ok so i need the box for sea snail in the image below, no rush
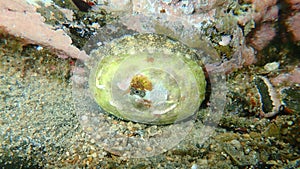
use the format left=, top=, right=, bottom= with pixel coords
left=89, top=33, right=206, bottom=125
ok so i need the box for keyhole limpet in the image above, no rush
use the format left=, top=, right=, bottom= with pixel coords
left=88, top=33, right=206, bottom=125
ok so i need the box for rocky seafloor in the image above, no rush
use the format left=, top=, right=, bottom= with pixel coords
left=0, top=0, right=299, bottom=168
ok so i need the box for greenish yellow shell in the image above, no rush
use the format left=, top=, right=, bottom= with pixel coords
left=89, top=33, right=206, bottom=124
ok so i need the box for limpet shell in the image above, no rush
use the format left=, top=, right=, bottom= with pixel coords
left=89, top=33, right=206, bottom=124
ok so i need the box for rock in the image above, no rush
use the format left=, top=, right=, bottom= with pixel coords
left=230, top=139, right=242, bottom=150
left=248, top=23, right=276, bottom=50
left=263, top=123, right=280, bottom=138
left=264, top=62, right=279, bottom=72
left=97, top=0, right=132, bottom=12
left=286, top=12, right=300, bottom=42
left=238, top=0, right=277, bottom=25
left=270, top=66, right=300, bottom=86
left=0, top=0, right=88, bottom=60
left=285, top=0, right=300, bottom=10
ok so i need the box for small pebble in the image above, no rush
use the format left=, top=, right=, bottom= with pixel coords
left=219, top=35, right=231, bottom=46
left=145, top=146, right=153, bottom=151
left=91, top=22, right=100, bottom=29
left=91, top=152, right=97, bottom=158
left=264, top=62, right=279, bottom=72
left=36, top=46, right=43, bottom=51
left=230, top=139, right=241, bottom=149
left=244, top=148, right=251, bottom=155
left=191, top=163, right=198, bottom=169
left=162, top=0, right=172, bottom=4
left=242, top=133, right=250, bottom=139
left=181, top=1, right=194, bottom=15
left=287, top=121, right=293, bottom=126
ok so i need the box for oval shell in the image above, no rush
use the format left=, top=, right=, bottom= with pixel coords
left=89, top=33, right=206, bottom=124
